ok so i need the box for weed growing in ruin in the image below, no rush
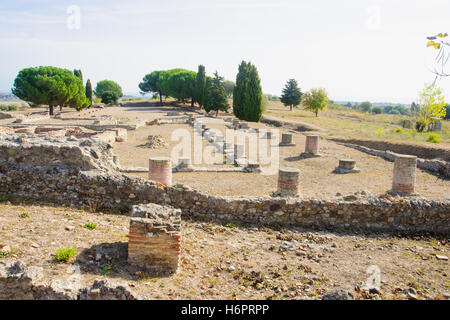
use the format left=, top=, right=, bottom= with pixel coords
left=225, top=222, right=236, bottom=228
left=84, top=222, right=97, bottom=230
left=427, top=133, right=440, bottom=143
left=55, top=246, right=77, bottom=263
left=0, top=252, right=9, bottom=258
left=19, top=212, right=29, bottom=218
left=87, top=199, right=99, bottom=213
left=0, top=194, right=5, bottom=202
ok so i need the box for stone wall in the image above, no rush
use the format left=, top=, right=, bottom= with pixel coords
left=0, top=134, right=448, bottom=234
left=338, top=142, right=450, bottom=179
left=0, top=165, right=448, bottom=234
left=0, top=133, right=118, bottom=171
left=0, top=260, right=139, bottom=300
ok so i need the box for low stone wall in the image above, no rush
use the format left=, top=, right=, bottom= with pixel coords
left=0, top=133, right=448, bottom=234
left=338, top=142, right=450, bottom=178
left=0, top=133, right=118, bottom=171
left=0, top=164, right=448, bottom=234
left=332, top=138, right=450, bottom=162
left=0, top=260, right=139, bottom=300
left=261, top=116, right=323, bottom=132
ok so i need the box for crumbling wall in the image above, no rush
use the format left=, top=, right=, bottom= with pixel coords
left=0, top=165, right=448, bottom=234
left=0, top=134, right=448, bottom=234
left=0, top=133, right=118, bottom=171
left=337, top=142, right=450, bottom=178
left=0, top=260, right=139, bottom=300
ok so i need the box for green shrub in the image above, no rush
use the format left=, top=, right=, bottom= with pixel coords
left=100, top=91, right=120, bottom=104
left=7, top=105, right=18, bottom=111
left=55, top=246, right=77, bottom=262
left=427, top=133, right=440, bottom=143
left=20, top=212, right=29, bottom=218
left=395, top=128, right=403, bottom=133
left=399, top=119, right=413, bottom=129
left=84, top=222, right=97, bottom=230
left=372, top=106, right=383, bottom=114
left=415, top=121, right=426, bottom=132
left=0, top=194, right=6, bottom=202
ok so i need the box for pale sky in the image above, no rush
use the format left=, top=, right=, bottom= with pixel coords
left=1, top=0, right=449, bottom=103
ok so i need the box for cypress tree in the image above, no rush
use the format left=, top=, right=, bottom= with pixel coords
left=233, top=61, right=263, bottom=122
left=195, top=65, right=207, bottom=109
left=85, top=79, right=93, bottom=107
left=233, top=61, right=249, bottom=119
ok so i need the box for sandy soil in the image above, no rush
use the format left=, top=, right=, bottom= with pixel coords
left=0, top=204, right=448, bottom=300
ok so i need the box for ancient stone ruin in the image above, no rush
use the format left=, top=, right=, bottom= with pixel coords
left=334, top=159, right=360, bottom=174
left=392, top=155, right=417, bottom=194
left=128, top=204, right=181, bottom=274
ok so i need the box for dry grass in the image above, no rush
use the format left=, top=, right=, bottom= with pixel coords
left=265, top=101, right=450, bottom=145
left=0, top=203, right=448, bottom=300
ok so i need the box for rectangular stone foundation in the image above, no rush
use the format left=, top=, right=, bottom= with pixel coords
left=127, top=204, right=181, bottom=274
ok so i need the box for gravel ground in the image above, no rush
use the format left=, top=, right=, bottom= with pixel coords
left=0, top=204, right=448, bottom=300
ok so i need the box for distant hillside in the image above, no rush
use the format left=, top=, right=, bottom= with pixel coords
left=334, top=101, right=410, bottom=108
left=0, top=92, right=19, bottom=101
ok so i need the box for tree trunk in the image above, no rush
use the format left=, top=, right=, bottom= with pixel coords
left=191, top=99, right=194, bottom=108
left=60, top=105, right=63, bottom=111
left=159, top=91, right=162, bottom=104
left=315, top=111, right=318, bottom=117
left=49, top=105, right=54, bottom=116
left=216, top=110, right=219, bottom=117
left=290, top=105, right=293, bottom=111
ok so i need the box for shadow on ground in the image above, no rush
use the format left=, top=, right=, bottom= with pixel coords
left=74, top=242, right=172, bottom=281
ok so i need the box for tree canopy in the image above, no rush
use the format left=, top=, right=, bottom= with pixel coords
left=204, top=71, right=230, bottom=116
left=139, top=68, right=216, bottom=108
left=303, top=88, right=329, bottom=117
left=94, top=80, right=123, bottom=104
left=224, top=80, right=235, bottom=98
left=12, top=66, right=89, bottom=115
left=359, top=101, right=372, bottom=113
left=280, top=79, right=302, bottom=111
left=233, top=61, right=263, bottom=122
left=415, top=83, right=447, bottom=131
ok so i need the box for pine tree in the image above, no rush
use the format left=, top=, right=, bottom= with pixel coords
left=205, top=71, right=230, bottom=116
left=195, top=65, right=207, bottom=108
left=280, top=79, right=302, bottom=111
left=85, top=79, right=93, bottom=107
left=233, top=61, right=263, bottom=122
left=73, top=69, right=83, bottom=83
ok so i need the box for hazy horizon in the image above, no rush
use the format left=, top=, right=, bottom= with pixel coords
left=1, top=0, right=449, bottom=104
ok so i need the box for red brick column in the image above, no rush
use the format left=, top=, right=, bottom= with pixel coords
left=148, top=157, right=172, bottom=186
left=128, top=204, right=181, bottom=274
left=277, top=167, right=301, bottom=196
